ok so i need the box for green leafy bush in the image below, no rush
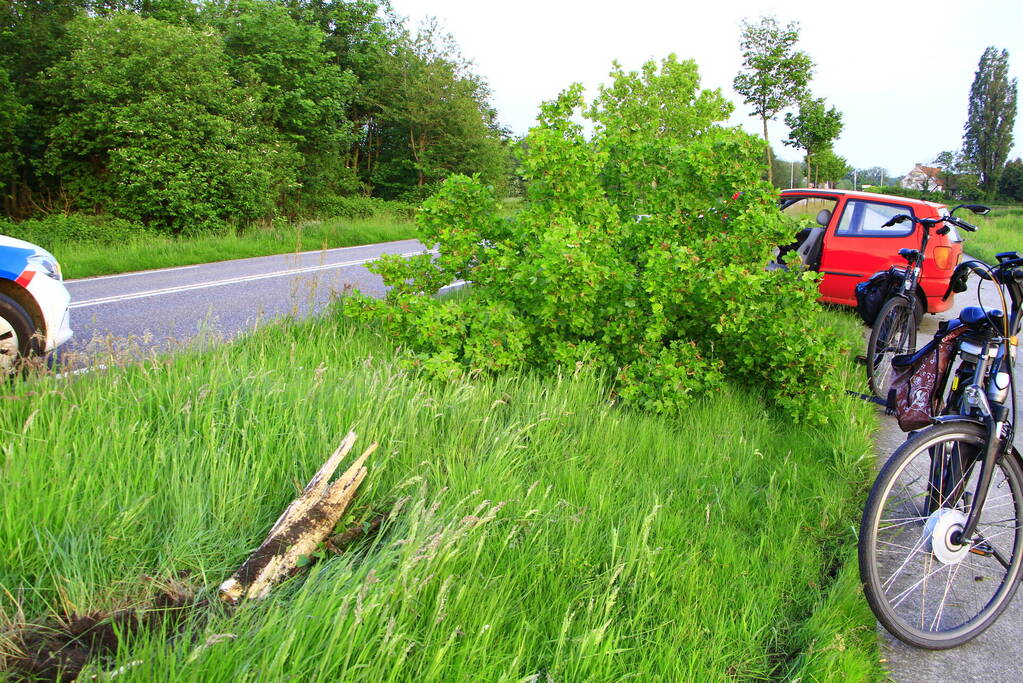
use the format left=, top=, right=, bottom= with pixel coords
left=344, top=56, right=842, bottom=422
left=41, top=13, right=299, bottom=233
left=306, top=195, right=419, bottom=221
left=0, top=213, right=157, bottom=248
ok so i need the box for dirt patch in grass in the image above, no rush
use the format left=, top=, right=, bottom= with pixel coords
left=4, top=579, right=197, bottom=682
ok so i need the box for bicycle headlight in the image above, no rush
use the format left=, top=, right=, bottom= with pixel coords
left=27, top=251, right=63, bottom=281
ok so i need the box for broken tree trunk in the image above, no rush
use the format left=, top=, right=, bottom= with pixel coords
left=218, top=431, right=376, bottom=603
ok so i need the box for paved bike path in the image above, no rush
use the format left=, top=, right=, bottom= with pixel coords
left=874, top=268, right=1023, bottom=681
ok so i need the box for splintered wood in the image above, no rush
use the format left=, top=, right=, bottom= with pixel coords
left=219, top=431, right=376, bottom=603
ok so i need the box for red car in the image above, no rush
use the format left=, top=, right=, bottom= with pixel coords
left=778, top=189, right=964, bottom=315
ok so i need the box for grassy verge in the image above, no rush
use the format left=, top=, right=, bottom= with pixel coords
left=2, top=213, right=419, bottom=280
left=965, top=207, right=1023, bottom=265
left=0, top=306, right=882, bottom=680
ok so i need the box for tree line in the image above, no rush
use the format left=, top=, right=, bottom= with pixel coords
left=732, top=16, right=847, bottom=190
left=0, top=1, right=512, bottom=231
left=734, top=17, right=1019, bottom=202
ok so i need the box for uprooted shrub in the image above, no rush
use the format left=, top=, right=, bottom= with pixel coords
left=342, top=55, right=842, bottom=422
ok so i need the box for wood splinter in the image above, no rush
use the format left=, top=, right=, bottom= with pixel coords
left=219, top=431, right=376, bottom=603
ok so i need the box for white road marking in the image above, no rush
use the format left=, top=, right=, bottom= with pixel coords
left=71, top=253, right=425, bottom=309
left=70, top=265, right=201, bottom=282
left=66, top=239, right=426, bottom=283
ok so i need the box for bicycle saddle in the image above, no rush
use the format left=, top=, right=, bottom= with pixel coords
left=959, top=306, right=1003, bottom=329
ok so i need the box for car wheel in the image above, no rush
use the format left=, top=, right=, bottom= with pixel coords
left=0, top=293, right=42, bottom=375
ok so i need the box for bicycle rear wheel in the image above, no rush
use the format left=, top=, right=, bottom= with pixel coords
left=867, top=297, right=917, bottom=398
left=859, top=422, right=1023, bottom=648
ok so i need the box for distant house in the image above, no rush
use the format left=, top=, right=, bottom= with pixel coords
left=900, top=164, right=944, bottom=192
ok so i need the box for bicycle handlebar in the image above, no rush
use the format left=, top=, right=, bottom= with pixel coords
left=942, top=257, right=1023, bottom=301
left=880, top=213, right=979, bottom=233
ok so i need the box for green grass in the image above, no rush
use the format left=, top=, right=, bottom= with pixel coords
left=49, top=215, right=418, bottom=280
left=0, top=306, right=883, bottom=680
left=964, top=207, right=1023, bottom=265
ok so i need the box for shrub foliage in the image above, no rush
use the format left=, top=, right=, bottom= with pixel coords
left=346, top=57, right=842, bottom=421
left=43, top=14, right=298, bottom=232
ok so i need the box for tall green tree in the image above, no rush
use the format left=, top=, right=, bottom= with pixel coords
left=733, top=16, right=813, bottom=185
left=207, top=0, right=358, bottom=199
left=812, top=149, right=850, bottom=188
left=366, top=19, right=507, bottom=198
left=783, top=96, right=842, bottom=187
left=963, top=47, right=1018, bottom=198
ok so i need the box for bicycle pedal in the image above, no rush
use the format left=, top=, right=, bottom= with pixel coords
left=855, top=354, right=867, bottom=365
left=969, top=541, right=994, bottom=557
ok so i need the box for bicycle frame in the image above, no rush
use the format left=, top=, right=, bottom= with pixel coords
left=936, top=257, right=1023, bottom=547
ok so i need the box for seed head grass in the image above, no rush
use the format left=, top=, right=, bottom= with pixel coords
left=0, top=306, right=882, bottom=680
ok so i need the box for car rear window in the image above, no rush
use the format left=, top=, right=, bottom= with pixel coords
left=835, top=199, right=915, bottom=237
left=779, top=196, right=838, bottom=223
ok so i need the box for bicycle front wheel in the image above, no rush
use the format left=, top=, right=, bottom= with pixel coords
left=867, top=297, right=917, bottom=398
left=859, top=422, right=1023, bottom=648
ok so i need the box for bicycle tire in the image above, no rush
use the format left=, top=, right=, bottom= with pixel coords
left=859, top=421, right=1023, bottom=648
left=867, top=297, right=917, bottom=398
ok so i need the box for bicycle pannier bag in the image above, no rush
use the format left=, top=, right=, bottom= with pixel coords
left=855, top=269, right=899, bottom=326
left=887, top=325, right=969, bottom=431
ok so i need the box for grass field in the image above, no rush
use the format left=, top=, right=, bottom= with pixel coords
left=0, top=305, right=883, bottom=680
left=964, top=206, right=1023, bottom=265
left=0, top=213, right=419, bottom=281
left=56, top=216, right=419, bottom=280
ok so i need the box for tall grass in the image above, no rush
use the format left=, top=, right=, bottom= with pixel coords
left=964, top=208, right=1022, bottom=265
left=0, top=307, right=882, bottom=680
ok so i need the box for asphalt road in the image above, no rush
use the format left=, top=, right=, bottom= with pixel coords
left=61, top=238, right=430, bottom=362
left=874, top=262, right=1023, bottom=681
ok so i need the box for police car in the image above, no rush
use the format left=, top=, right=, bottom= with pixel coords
left=0, top=235, right=73, bottom=373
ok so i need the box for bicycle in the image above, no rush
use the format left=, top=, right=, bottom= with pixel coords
left=865, top=205, right=989, bottom=398
left=859, top=251, right=1023, bottom=648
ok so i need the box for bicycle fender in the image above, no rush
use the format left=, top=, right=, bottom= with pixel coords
left=929, top=415, right=1023, bottom=469
left=931, top=415, right=985, bottom=428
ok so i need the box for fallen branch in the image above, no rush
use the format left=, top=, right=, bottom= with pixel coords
left=326, top=513, right=387, bottom=555
left=218, top=431, right=375, bottom=603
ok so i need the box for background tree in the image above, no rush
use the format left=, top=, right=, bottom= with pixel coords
left=0, top=67, right=27, bottom=212
left=733, top=16, right=813, bottom=185
left=783, top=96, right=842, bottom=186
left=768, top=148, right=803, bottom=189
left=962, top=46, right=1018, bottom=198
left=932, top=150, right=981, bottom=199
left=812, top=149, right=850, bottom=189
left=208, top=0, right=359, bottom=202
left=1, top=1, right=513, bottom=226
left=366, top=19, right=507, bottom=198
left=43, top=13, right=297, bottom=231
left=999, top=158, right=1023, bottom=202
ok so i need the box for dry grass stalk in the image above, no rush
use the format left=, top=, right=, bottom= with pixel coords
left=218, top=431, right=375, bottom=603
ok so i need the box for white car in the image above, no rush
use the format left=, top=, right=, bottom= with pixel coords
left=0, top=235, right=73, bottom=373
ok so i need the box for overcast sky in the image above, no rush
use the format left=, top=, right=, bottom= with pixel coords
left=389, top=0, right=1022, bottom=177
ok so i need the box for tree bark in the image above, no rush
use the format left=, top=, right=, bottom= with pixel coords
left=762, top=116, right=773, bottom=186
left=218, top=431, right=376, bottom=603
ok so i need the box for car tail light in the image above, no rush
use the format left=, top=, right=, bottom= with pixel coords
left=933, top=246, right=955, bottom=270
